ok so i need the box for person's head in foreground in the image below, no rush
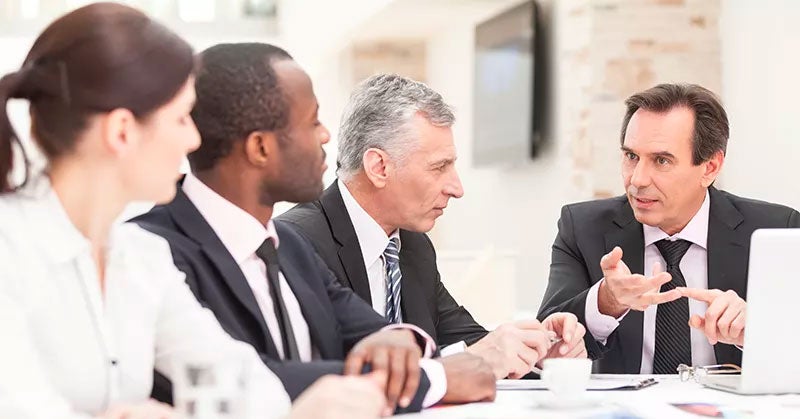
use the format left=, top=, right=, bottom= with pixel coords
left=0, top=3, right=198, bottom=203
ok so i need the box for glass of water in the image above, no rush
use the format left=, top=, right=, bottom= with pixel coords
left=171, top=352, right=248, bottom=419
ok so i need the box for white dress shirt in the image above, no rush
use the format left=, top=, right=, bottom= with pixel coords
left=338, top=181, right=466, bottom=358
left=585, top=191, right=717, bottom=373
left=0, top=176, right=290, bottom=418
left=338, top=180, right=403, bottom=319
left=183, top=174, right=314, bottom=361
left=186, top=175, right=445, bottom=406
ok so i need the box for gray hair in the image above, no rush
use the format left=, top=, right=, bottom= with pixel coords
left=336, top=74, right=455, bottom=180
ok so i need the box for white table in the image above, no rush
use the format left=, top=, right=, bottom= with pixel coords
left=397, top=375, right=800, bottom=418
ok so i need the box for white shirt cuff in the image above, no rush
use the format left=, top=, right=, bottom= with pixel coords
left=418, top=358, right=446, bottom=407
left=585, top=279, right=627, bottom=344
left=439, top=341, right=467, bottom=357
left=381, top=323, right=436, bottom=358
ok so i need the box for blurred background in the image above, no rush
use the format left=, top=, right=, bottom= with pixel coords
left=2, top=0, right=799, bottom=325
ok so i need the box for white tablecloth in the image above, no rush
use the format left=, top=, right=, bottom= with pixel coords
left=397, top=375, right=800, bottom=418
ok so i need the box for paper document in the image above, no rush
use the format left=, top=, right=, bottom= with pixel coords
left=497, top=377, right=658, bottom=391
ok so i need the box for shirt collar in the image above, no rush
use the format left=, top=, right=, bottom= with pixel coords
left=18, top=174, right=91, bottom=264
left=338, top=179, right=400, bottom=267
left=182, top=173, right=278, bottom=263
left=643, top=190, right=710, bottom=249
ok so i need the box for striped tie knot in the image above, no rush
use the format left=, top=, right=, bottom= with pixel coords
left=385, top=237, right=400, bottom=260
left=655, top=238, right=693, bottom=269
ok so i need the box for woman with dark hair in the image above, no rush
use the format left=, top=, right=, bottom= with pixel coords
left=0, top=3, right=384, bottom=418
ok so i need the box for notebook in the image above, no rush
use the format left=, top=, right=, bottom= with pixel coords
left=497, top=377, right=658, bottom=391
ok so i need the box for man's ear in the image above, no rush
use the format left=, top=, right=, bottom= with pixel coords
left=101, top=108, right=138, bottom=157
left=244, top=131, right=279, bottom=167
left=700, top=150, right=724, bottom=188
left=362, top=148, right=392, bottom=188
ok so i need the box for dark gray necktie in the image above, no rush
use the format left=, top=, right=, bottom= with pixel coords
left=652, top=238, right=693, bottom=374
left=255, top=238, right=300, bottom=360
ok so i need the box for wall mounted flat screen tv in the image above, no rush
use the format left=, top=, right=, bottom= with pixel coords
left=473, top=0, right=543, bottom=166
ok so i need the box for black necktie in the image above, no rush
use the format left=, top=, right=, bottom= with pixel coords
left=255, top=238, right=300, bottom=361
left=652, top=239, right=693, bottom=374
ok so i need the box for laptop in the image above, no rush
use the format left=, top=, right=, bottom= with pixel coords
left=700, top=228, right=800, bottom=394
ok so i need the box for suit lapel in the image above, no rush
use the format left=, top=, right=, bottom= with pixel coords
left=278, top=252, right=343, bottom=359
left=320, top=183, right=373, bottom=302
left=167, top=187, right=277, bottom=357
left=398, top=231, right=437, bottom=339
left=604, top=200, right=645, bottom=374
left=706, top=188, right=747, bottom=365
left=706, top=187, right=748, bottom=294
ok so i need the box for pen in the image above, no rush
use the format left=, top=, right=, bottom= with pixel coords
left=528, top=336, right=564, bottom=375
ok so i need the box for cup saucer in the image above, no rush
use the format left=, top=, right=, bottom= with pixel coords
left=537, top=395, right=601, bottom=410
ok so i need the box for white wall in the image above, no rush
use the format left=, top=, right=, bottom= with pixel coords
left=424, top=1, right=591, bottom=315
left=720, top=1, right=800, bottom=211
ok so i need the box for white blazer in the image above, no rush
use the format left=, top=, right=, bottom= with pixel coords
left=0, top=177, right=291, bottom=418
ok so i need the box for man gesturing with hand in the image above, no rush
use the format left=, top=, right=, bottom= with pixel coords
left=597, top=247, right=681, bottom=316
left=538, top=83, right=800, bottom=374
left=679, top=288, right=746, bottom=347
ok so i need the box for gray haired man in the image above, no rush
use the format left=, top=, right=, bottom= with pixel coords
left=278, top=74, right=591, bottom=380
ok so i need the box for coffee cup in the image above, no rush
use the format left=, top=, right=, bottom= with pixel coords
left=540, top=358, right=592, bottom=401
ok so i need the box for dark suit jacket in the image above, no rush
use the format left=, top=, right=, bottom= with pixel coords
left=537, top=187, right=800, bottom=373
left=276, top=182, right=488, bottom=348
left=130, top=185, right=430, bottom=412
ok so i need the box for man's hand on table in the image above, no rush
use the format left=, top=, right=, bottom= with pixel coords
left=438, top=352, right=497, bottom=404
left=538, top=312, right=588, bottom=367
left=466, top=319, right=554, bottom=379
left=344, top=329, right=422, bottom=414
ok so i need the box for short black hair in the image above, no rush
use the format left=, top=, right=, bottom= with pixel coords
left=188, top=42, right=292, bottom=171
left=621, top=83, right=729, bottom=165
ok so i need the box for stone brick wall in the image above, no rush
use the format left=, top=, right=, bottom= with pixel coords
left=576, top=0, right=722, bottom=197
left=348, top=40, right=427, bottom=86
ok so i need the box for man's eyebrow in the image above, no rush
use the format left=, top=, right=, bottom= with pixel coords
left=651, top=151, right=677, bottom=160
left=429, top=157, right=456, bottom=167
left=620, top=146, right=676, bottom=160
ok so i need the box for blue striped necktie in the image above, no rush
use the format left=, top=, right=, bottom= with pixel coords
left=384, top=237, right=403, bottom=324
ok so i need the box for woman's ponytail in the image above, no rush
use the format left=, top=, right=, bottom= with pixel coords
left=0, top=70, right=27, bottom=193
